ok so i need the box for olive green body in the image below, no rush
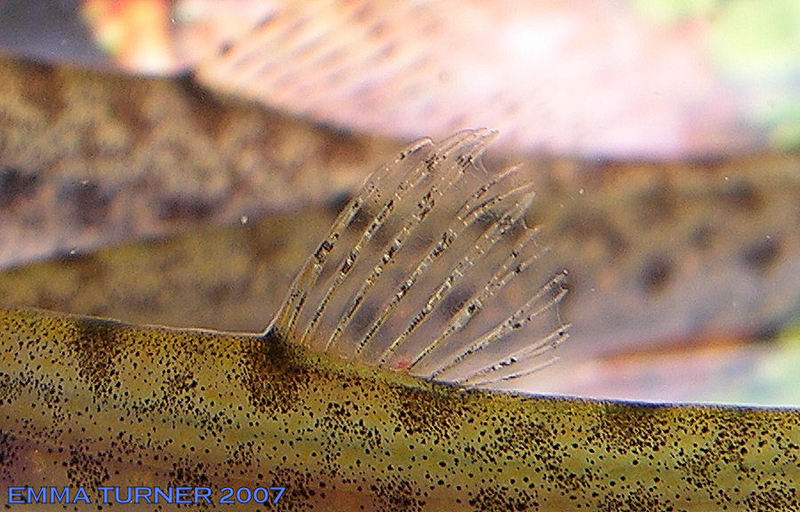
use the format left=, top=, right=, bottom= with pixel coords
left=1, top=307, right=798, bottom=511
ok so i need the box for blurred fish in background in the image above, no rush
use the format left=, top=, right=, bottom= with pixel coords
left=1, top=0, right=800, bottom=405
left=5, top=0, right=798, bottom=157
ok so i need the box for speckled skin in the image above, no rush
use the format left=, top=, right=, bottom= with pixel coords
left=0, top=55, right=399, bottom=268
left=2, top=307, right=798, bottom=511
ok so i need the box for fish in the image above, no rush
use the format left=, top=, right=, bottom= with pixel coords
left=0, top=54, right=401, bottom=268
left=2, top=130, right=799, bottom=510
left=3, top=54, right=800, bottom=403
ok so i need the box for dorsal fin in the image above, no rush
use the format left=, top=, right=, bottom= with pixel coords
left=269, top=129, right=568, bottom=387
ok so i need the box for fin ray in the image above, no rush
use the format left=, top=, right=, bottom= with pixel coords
left=427, top=272, right=569, bottom=383
left=374, top=188, right=537, bottom=366
left=319, top=130, right=499, bottom=352
left=404, top=226, right=546, bottom=372
left=348, top=166, right=530, bottom=359
left=272, top=136, right=434, bottom=340
left=268, top=129, right=569, bottom=389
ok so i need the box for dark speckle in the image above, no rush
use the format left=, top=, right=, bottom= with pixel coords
left=168, top=459, right=211, bottom=488
left=158, top=196, right=214, bottom=221
left=328, top=191, right=353, bottom=215
left=637, top=186, right=675, bottom=225
left=638, top=255, right=673, bottom=295
left=65, top=316, right=126, bottom=393
left=562, top=213, right=629, bottom=261
left=390, top=384, right=460, bottom=438
left=721, top=181, right=762, bottom=212
left=372, top=477, right=424, bottom=512
left=268, top=467, right=317, bottom=511
left=0, top=431, right=21, bottom=481
left=689, top=223, right=716, bottom=250
left=65, top=447, right=111, bottom=488
left=241, top=330, right=310, bottom=415
left=440, top=285, right=473, bottom=321
left=469, top=486, right=538, bottom=512
left=599, top=401, right=668, bottom=452
left=0, top=166, right=38, bottom=209
left=740, top=236, right=781, bottom=273
left=59, top=181, right=112, bottom=225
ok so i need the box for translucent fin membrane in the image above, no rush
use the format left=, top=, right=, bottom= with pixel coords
left=269, top=130, right=568, bottom=387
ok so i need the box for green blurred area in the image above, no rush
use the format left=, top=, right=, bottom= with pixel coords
left=697, top=332, right=800, bottom=407
left=632, top=0, right=721, bottom=22
left=634, top=0, right=800, bottom=150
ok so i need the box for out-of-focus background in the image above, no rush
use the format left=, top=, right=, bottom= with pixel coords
left=1, top=0, right=800, bottom=405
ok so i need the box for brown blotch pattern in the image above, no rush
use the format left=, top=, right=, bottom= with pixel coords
left=638, top=255, right=674, bottom=295
left=0, top=166, right=39, bottom=209
left=741, top=235, right=782, bottom=273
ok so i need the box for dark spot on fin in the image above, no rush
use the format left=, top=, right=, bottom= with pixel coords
left=327, top=190, right=353, bottom=215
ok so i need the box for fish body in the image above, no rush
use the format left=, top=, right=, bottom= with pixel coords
left=2, top=308, right=800, bottom=511
left=3, top=57, right=800, bottom=398
left=2, top=131, right=800, bottom=510
left=0, top=55, right=399, bottom=268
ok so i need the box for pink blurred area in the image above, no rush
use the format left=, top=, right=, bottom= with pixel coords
left=83, top=0, right=794, bottom=159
